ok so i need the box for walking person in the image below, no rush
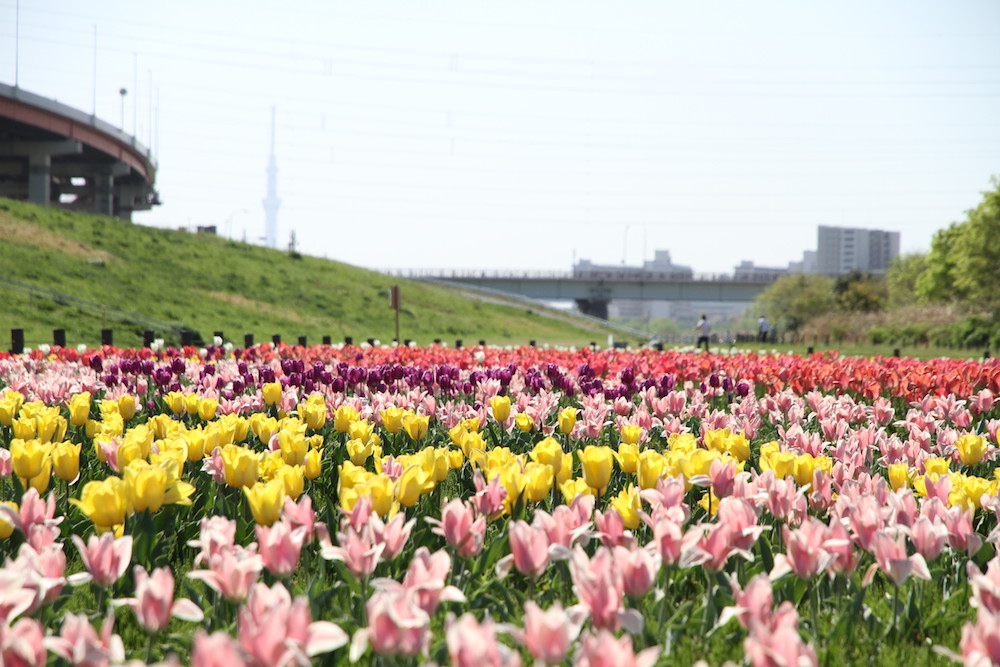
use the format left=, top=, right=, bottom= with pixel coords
left=758, top=314, right=769, bottom=343
left=696, top=314, right=711, bottom=352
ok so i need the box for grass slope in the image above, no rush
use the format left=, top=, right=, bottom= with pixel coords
left=0, top=198, right=620, bottom=349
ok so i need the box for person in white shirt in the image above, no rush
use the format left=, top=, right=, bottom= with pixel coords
left=696, top=314, right=711, bottom=352
left=758, top=315, right=769, bottom=343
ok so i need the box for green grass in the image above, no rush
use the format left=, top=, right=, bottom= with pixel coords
left=686, top=341, right=988, bottom=361
left=0, top=198, right=624, bottom=349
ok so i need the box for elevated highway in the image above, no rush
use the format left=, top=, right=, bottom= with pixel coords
left=0, top=84, right=158, bottom=219
left=386, top=268, right=781, bottom=319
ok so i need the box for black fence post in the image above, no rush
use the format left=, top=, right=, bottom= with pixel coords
left=101, top=328, right=113, bottom=347
left=272, top=335, right=281, bottom=345
left=181, top=330, right=194, bottom=347
left=322, top=335, right=332, bottom=345
left=53, top=329, right=66, bottom=347
left=10, top=329, right=24, bottom=354
left=344, top=336, right=353, bottom=345
left=298, top=336, right=308, bottom=347
left=143, top=330, right=155, bottom=348
left=244, top=333, right=255, bottom=348
left=455, top=339, right=462, bottom=349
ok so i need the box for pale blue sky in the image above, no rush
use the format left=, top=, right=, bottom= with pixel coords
left=2, top=1, right=998, bottom=274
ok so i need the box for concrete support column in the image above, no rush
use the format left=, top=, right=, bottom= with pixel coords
left=575, top=299, right=609, bottom=319
left=92, top=162, right=130, bottom=217
left=0, top=139, right=81, bottom=206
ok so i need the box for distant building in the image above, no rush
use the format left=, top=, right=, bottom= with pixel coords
left=732, top=260, right=788, bottom=281
left=816, top=226, right=900, bottom=276
left=788, top=250, right=817, bottom=274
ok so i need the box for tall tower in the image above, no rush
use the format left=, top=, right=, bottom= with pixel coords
left=262, top=106, right=280, bottom=249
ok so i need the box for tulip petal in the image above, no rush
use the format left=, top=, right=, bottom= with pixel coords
left=306, top=621, right=349, bottom=656
left=171, top=598, right=205, bottom=622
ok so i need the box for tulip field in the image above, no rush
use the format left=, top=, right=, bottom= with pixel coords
left=1, top=342, right=1000, bottom=666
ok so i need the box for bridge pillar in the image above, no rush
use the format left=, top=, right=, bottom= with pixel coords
left=91, top=162, right=130, bottom=217
left=575, top=298, right=609, bottom=319
left=0, top=140, right=82, bottom=205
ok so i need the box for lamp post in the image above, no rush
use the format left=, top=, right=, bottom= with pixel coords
left=119, top=87, right=127, bottom=129
left=226, top=208, right=248, bottom=240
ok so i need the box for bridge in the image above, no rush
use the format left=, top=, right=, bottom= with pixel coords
left=0, top=84, right=158, bottom=220
left=384, top=268, right=782, bottom=319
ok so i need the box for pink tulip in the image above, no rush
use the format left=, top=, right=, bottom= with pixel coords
left=340, top=494, right=373, bottom=534
left=519, top=600, right=586, bottom=665
left=472, top=471, right=508, bottom=520
left=534, top=494, right=593, bottom=550
left=43, top=612, right=125, bottom=667
left=188, top=546, right=263, bottom=602
left=377, top=547, right=465, bottom=616
left=6, top=543, right=66, bottom=611
left=370, top=512, right=415, bottom=560
left=960, top=609, right=1000, bottom=666
left=573, top=630, right=660, bottom=667
left=238, top=582, right=348, bottom=666
left=319, top=524, right=384, bottom=579
left=281, top=495, right=318, bottom=542
left=188, top=516, right=238, bottom=566
left=446, top=613, right=521, bottom=667
left=716, top=497, right=764, bottom=553
left=744, top=619, right=818, bottom=667
left=909, top=516, right=949, bottom=561
left=117, top=566, right=204, bottom=632
left=497, top=520, right=551, bottom=579
left=428, top=498, right=486, bottom=558
left=865, top=532, right=930, bottom=587
left=770, top=518, right=840, bottom=580
left=719, top=574, right=775, bottom=630
left=593, top=509, right=634, bottom=549
left=352, top=588, right=431, bottom=659
left=0, top=448, right=11, bottom=477
left=613, top=545, right=660, bottom=598
left=68, top=533, right=132, bottom=587
left=191, top=630, right=247, bottom=667
left=569, top=547, right=640, bottom=633
left=0, top=617, right=46, bottom=667
left=968, top=557, right=1000, bottom=615
left=255, top=520, right=306, bottom=577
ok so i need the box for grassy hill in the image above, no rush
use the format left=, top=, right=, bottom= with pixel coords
left=0, top=198, right=624, bottom=350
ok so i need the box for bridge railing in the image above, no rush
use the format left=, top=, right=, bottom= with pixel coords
left=378, top=268, right=784, bottom=284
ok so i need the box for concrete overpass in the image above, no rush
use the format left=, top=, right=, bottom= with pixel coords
left=0, top=84, right=158, bottom=220
left=387, top=268, right=781, bottom=319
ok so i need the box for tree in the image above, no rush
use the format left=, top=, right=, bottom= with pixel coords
left=886, top=253, right=928, bottom=309
left=917, top=177, right=1000, bottom=309
left=753, top=274, right=835, bottom=333
left=832, top=270, right=888, bottom=313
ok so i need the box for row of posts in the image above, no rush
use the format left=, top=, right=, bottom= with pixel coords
left=7, top=328, right=554, bottom=354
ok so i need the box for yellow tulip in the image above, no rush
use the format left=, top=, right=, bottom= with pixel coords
left=0, top=501, right=17, bottom=539
left=68, top=392, right=92, bottom=426
left=243, top=479, right=286, bottom=526
left=698, top=489, right=721, bottom=517
left=182, top=394, right=201, bottom=417
left=299, top=401, right=327, bottom=430
left=333, top=405, right=360, bottom=432
left=381, top=407, right=406, bottom=435
left=339, top=461, right=371, bottom=499
left=523, top=462, right=554, bottom=503
left=446, top=448, right=464, bottom=469
left=164, top=392, right=186, bottom=415
left=557, top=407, right=577, bottom=435
left=116, top=439, right=146, bottom=470
left=578, top=445, right=614, bottom=494
left=637, top=449, right=666, bottom=490
left=668, top=432, right=698, bottom=453
left=402, top=414, right=429, bottom=441
left=197, top=398, right=219, bottom=422
left=724, top=432, right=751, bottom=462
left=72, top=477, right=129, bottom=532
left=185, top=429, right=209, bottom=461
left=494, top=460, right=527, bottom=512
left=11, top=438, right=50, bottom=480
left=395, top=465, right=433, bottom=507
left=52, top=441, right=81, bottom=483
left=0, top=390, right=25, bottom=427
left=262, top=382, right=283, bottom=407
left=619, top=424, right=643, bottom=446
left=124, top=461, right=168, bottom=513
left=610, top=485, right=642, bottom=529
left=277, top=427, right=309, bottom=466
left=955, top=434, right=988, bottom=466
left=23, top=457, right=52, bottom=493
left=887, top=463, right=910, bottom=491
left=560, top=477, right=596, bottom=501
left=304, top=449, right=322, bottom=479
left=530, top=437, right=566, bottom=479
left=221, top=445, right=259, bottom=488
left=924, top=457, right=950, bottom=480
left=458, top=430, right=487, bottom=459
left=616, top=443, right=640, bottom=474
left=365, top=474, right=398, bottom=517
left=462, top=417, right=481, bottom=432
left=13, top=418, right=37, bottom=440
left=793, top=454, right=819, bottom=486
left=348, top=420, right=376, bottom=444
left=275, top=465, right=305, bottom=500
left=118, top=395, right=138, bottom=420
left=489, top=395, right=511, bottom=423
left=34, top=411, right=67, bottom=443
left=515, top=413, right=535, bottom=433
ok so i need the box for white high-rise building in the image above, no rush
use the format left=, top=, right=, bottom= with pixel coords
left=816, top=226, right=900, bottom=276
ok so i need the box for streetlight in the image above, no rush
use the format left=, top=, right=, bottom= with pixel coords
left=118, top=87, right=128, bottom=129
left=226, top=208, right=248, bottom=240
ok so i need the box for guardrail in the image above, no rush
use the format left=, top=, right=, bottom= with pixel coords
left=0, top=275, right=185, bottom=337
left=378, top=268, right=783, bottom=283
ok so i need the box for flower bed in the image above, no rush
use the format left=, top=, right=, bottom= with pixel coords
left=1, top=343, right=999, bottom=666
